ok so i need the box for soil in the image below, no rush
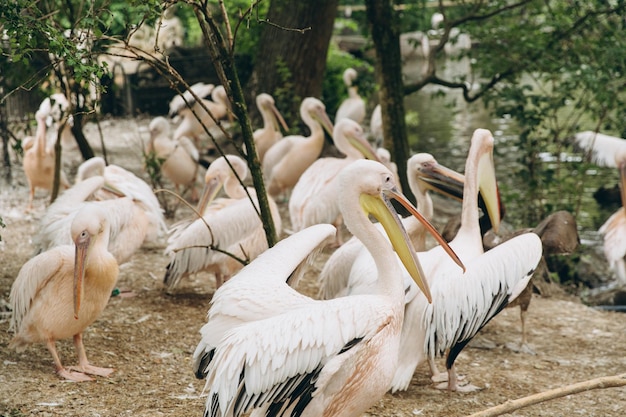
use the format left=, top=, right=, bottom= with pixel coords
left=1, top=116, right=625, bottom=417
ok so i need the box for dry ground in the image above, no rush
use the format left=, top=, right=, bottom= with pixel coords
left=1, top=116, right=625, bottom=417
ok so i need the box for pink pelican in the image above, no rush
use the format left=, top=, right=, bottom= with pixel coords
left=163, top=154, right=282, bottom=291
left=262, top=97, right=334, bottom=199
left=335, top=67, right=366, bottom=124
left=253, top=93, right=288, bottom=163
left=9, top=204, right=119, bottom=382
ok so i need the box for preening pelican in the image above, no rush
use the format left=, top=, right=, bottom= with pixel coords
left=76, top=156, right=167, bottom=243
left=147, top=116, right=202, bottom=201
left=32, top=176, right=150, bottom=265
left=163, top=155, right=281, bottom=291
left=335, top=68, right=366, bottom=124
left=289, top=118, right=380, bottom=246
left=22, top=98, right=70, bottom=211
left=317, top=152, right=465, bottom=300
left=172, top=85, right=231, bottom=145
left=262, top=97, right=334, bottom=199
left=253, top=93, right=288, bottom=163
left=573, top=131, right=626, bottom=284
left=192, top=159, right=461, bottom=417
left=9, top=204, right=119, bottom=382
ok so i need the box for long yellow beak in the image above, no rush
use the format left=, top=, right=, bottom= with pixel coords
left=477, top=150, right=501, bottom=233
left=360, top=190, right=432, bottom=303
left=347, top=130, right=382, bottom=163
left=270, top=102, right=289, bottom=133
left=73, top=236, right=90, bottom=319
left=416, top=161, right=466, bottom=202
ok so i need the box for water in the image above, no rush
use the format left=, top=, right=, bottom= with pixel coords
left=400, top=56, right=618, bottom=245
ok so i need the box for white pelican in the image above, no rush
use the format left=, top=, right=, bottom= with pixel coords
left=76, top=156, right=167, bottom=243
left=163, top=155, right=282, bottom=291
left=32, top=176, right=150, bottom=265
left=390, top=129, right=539, bottom=392
left=172, top=85, right=231, bottom=145
left=573, top=131, right=626, bottom=284
left=147, top=116, right=202, bottom=201
left=370, top=104, right=383, bottom=147
left=288, top=118, right=381, bottom=246
left=22, top=97, right=70, bottom=211
left=317, top=152, right=465, bottom=300
left=192, top=159, right=462, bottom=417
left=45, top=93, right=76, bottom=150
left=335, top=67, right=366, bottom=124
left=253, top=93, right=288, bottom=163
left=9, top=204, right=119, bottom=382
left=262, top=97, right=334, bottom=199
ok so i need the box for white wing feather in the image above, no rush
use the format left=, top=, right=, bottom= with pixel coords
left=573, top=131, right=626, bottom=168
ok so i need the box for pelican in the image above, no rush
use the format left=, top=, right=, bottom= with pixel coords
left=172, top=84, right=231, bottom=145
left=370, top=104, right=383, bottom=147
left=389, top=129, right=540, bottom=392
left=45, top=93, right=76, bottom=150
left=289, top=118, right=381, bottom=246
left=9, top=204, right=119, bottom=382
left=573, top=131, right=626, bottom=284
left=163, top=154, right=282, bottom=291
left=192, top=159, right=462, bottom=417
left=22, top=97, right=70, bottom=211
left=147, top=116, right=202, bottom=201
left=253, top=93, right=288, bottom=163
left=262, top=97, right=334, bottom=199
left=335, top=68, right=366, bottom=124
left=168, top=82, right=214, bottom=117
left=32, top=176, right=150, bottom=265
left=76, top=156, right=167, bottom=242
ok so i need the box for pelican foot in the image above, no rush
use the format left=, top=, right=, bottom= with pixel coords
left=68, top=364, right=114, bottom=377
left=57, top=368, right=94, bottom=382
left=431, top=372, right=465, bottom=383
left=505, top=341, right=536, bottom=355
left=434, top=380, right=482, bottom=392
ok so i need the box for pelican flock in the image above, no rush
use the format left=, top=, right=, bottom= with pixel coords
left=192, top=159, right=462, bottom=417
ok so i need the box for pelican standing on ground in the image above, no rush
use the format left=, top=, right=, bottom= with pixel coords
left=163, top=155, right=282, bottom=291
left=335, top=67, right=366, bottom=124
left=262, top=97, right=334, bottom=199
left=573, top=130, right=626, bottom=284
left=147, top=116, right=202, bottom=201
left=9, top=204, right=119, bottom=382
left=289, top=118, right=381, bottom=246
left=22, top=97, right=70, bottom=211
left=253, top=93, right=288, bottom=163
left=395, top=129, right=540, bottom=392
left=192, top=159, right=462, bottom=417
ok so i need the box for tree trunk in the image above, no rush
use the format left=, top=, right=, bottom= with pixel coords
left=364, top=0, right=412, bottom=200
left=252, top=0, right=339, bottom=123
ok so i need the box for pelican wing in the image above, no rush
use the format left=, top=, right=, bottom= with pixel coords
left=317, top=235, right=365, bottom=299
left=422, top=232, right=542, bottom=365
left=10, top=245, right=73, bottom=332
left=193, top=224, right=336, bottom=381
left=202, top=295, right=391, bottom=417
left=573, top=131, right=626, bottom=168
left=178, top=136, right=200, bottom=162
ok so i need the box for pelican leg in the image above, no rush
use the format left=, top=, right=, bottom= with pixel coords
left=437, top=364, right=481, bottom=393
left=68, top=333, right=114, bottom=378
left=46, top=338, right=93, bottom=382
left=429, top=357, right=447, bottom=383
left=26, top=186, right=35, bottom=212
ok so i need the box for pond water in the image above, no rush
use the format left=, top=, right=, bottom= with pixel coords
left=400, top=56, right=619, bottom=248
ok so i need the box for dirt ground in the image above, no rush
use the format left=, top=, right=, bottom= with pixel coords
left=1, top=116, right=625, bottom=417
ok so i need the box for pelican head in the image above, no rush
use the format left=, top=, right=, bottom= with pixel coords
left=257, top=93, right=288, bottom=132
left=342, top=67, right=358, bottom=87
left=409, top=153, right=465, bottom=201
left=197, top=155, right=249, bottom=212
left=71, top=204, right=109, bottom=319
left=301, top=97, right=334, bottom=138
left=333, top=119, right=381, bottom=161
left=472, top=129, right=501, bottom=233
